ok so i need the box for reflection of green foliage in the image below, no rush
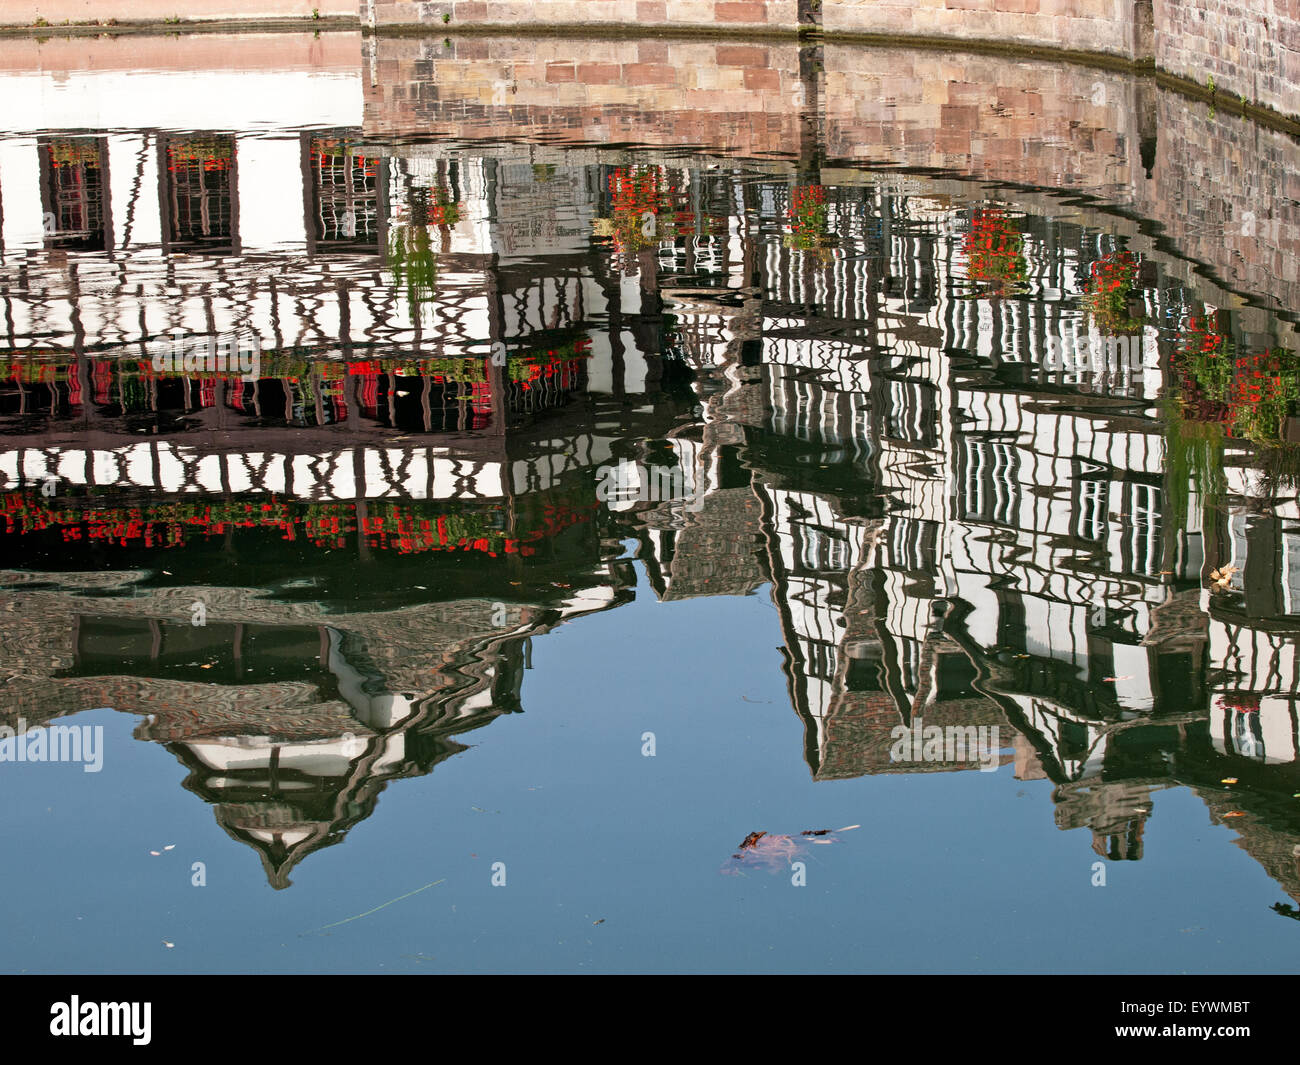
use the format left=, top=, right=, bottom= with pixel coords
left=47, top=139, right=101, bottom=168
left=420, top=358, right=487, bottom=384
left=1171, top=336, right=1300, bottom=504
left=1228, top=348, right=1300, bottom=446
left=786, top=185, right=832, bottom=253
left=1082, top=251, right=1143, bottom=335
left=962, top=208, right=1028, bottom=296
left=1255, top=438, right=1300, bottom=499
left=1164, top=398, right=1225, bottom=531
left=1178, top=339, right=1300, bottom=447
left=506, top=334, right=590, bottom=384
left=388, top=225, right=438, bottom=324
left=119, top=376, right=150, bottom=411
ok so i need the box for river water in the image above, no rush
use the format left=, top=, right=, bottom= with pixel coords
left=0, top=31, right=1298, bottom=974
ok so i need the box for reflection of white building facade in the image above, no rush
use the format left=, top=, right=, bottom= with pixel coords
left=1207, top=469, right=1300, bottom=767
left=0, top=106, right=694, bottom=506
left=646, top=176, right=1292, bottom=786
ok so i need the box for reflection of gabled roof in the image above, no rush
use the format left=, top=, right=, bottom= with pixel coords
left=648, top=487, right=767, bottom=601
left=0, top=573, right=630, bottom=888
left=171, top=702, right=493, bottom=890
left=816, top=693, right=1011, bottom=781
left=1192, top=785, right=1300, bottom=906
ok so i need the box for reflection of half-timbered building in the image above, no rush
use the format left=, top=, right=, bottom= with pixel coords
left=632, top=173, right=1300, bottom=886
left=0, top=572, right=629, bottom=887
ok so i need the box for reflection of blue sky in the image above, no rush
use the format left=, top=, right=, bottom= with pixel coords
left=1, top=560, right=1296, bottom=974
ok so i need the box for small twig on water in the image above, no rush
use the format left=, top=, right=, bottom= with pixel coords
left=307, top=878, right=446, bottom=935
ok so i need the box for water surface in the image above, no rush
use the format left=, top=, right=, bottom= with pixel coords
left=1, top=32, right=1299, bottom=974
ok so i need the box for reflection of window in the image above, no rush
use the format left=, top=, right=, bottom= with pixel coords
left=1128, top=482, right=1161, bottom=576
left=1285, top=533, right=1300, bottom=615
left=1231, top=709, right=1266, bottom=761
left=39, top=137, right=109, bottom=251
left=900, top=638, right=921, bottom=693
left=960, top=437, right=1019, bottom=525
left=800, top=525, right=849, bottom=571
left=307, top=135, right=381, bottom=253
left=1076, top=477, right=1106, bottom=542
left=1227, top=513, right=1249, bottom=591
left=159, top=134, right=235, bottom=254
left=802, top=637, right=837, bottom=683
left=844, top=647, right=882, bottom=692
left=882, top=378, right=938, bottom=448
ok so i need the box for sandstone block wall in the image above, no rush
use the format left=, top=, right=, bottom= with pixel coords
left=368, top=0, right=798, bottom=33
left=365, top=0, right=1300, bottom=122
left=0, top=0, right=355, bottom=24
left=1155, top=0, right=1300, bottom=119
left=822, top=0, right=1141, bottom=60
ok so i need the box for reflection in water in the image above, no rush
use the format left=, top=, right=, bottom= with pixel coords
left=3, top=38, right=1300, bottom=928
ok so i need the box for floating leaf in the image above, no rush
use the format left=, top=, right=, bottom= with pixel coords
left=726, top=825, right=856, bottom=875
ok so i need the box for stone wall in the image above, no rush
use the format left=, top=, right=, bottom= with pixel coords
left=369, top=0, right=797, bottom=34
left=0, top=0, right=354, bottom=24
left=362, top=0, right=1300, bottom=124
left=363, top=36, right=807, bottom=158
left=1155, top=0, right=1300, bottom=119
left=822, top=0, right=1144, bottom=60
left=0, top=30, right=362, bottom=69
left=369, top=0, right=1145, bottom=58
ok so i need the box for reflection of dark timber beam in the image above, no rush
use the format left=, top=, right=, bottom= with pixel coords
left=352, top=444, right=371, bottom=563
left=485, top=161, right=508, bottom=439
left=797, top=42, right=824, bottom=185
left=1136, top=74, right=1158, bottom=179
left=936, top=597, right=1115, bottom=788
left=750, top=478, right=829, bottom=775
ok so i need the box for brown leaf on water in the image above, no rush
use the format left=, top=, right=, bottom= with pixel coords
left=727, top=824, right=857, bottom=875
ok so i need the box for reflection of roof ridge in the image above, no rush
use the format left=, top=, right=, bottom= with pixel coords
left=1186, top=784, right=1300, bottom=905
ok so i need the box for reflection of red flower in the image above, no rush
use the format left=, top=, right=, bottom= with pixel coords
left=962, top=208, right=1026, bottom=295
left=0, top=490, right=595, bottom=557
left=600, top=166, right=692, bottom=253
left=1081, top=250, right=1142, bottom=333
